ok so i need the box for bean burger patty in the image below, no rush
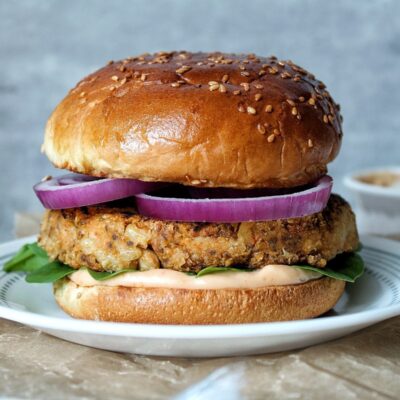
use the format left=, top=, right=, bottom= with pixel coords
left=39, top=194, right=358, bottom=273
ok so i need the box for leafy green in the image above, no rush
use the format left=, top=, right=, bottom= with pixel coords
left=3, top=242, right=365, bottom=284
left=27, top=243, right=48, bottom=258
left=87, top=269, right=136, bottom=281
left=196, top=253, right=364, bottom=282
left=293, top=252, right=364, bottom=283
left=25, top=262, right=75, bottom=283
left=196, top=266, right=253, bottom=277
left=3, top=242, right=141, bottom=283
left=4, top=243, right=49, bottom=273
left=4, top=244, right=34, bottom=271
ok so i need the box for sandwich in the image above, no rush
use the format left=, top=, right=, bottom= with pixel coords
left=5, top=51, right=363, bottom=324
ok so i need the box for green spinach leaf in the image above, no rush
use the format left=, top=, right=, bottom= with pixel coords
left=293, top=252, right=364, bottom=283
left=4, top=244, right=33, bottom=271
left=87, top=269, right=137, bottom=281
left=25, top=262, right=75, bottom=283
left=27, top=243, right=49, bottom=258
left=196, top=266, right=253, bottom=277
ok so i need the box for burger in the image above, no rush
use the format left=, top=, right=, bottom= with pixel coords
left=5, top=52, right=364, bottom=324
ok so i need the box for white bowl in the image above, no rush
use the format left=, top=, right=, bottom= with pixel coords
left=344, top=166, right=400, bottom=237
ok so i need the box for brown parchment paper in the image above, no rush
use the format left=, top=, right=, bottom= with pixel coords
left=0, top=214, right=399, bottom=400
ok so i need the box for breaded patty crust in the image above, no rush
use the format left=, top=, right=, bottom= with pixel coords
left=39, top=194, right=359, bottom=273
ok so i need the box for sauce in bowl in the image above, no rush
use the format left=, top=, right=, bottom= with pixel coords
left=357, top=172, right=400, bottom=188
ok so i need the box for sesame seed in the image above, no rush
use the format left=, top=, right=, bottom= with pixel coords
left=79, top=91, right=86, bottom=97
left=171, top=82, right=180, bottom=88
left=119, top=65, right=126, bottom=72
left=238, top=104, right=246, bottom=113
left=111, top=75, right=119, bottom=81
left=120, top=78, right=127, bottom=85
left=308, top=98, right=316, bottom=105
left=197, top=62, right=204, bottom=66
left=233, top=90, right=241, bottom=95
left=308, top=139, right=313, bottom=148
left=41, top=175, right=52, bottom=182
left=323, top=115, right=329, bottom=123
left=240, top=82, right=250, bottom=91
left=258, top=69, right=266, bottom=76
left=273, top=129, right=280, bottom=136
left=239, top=65, right=246, bottom=70
left=219, top=84, right=227, bottom=93
left=140, top=73, right=148, bottom=81
left=328, top=114, right=334, bottom=123
left=286, top=99, right=295, bottom=106
left=109, top=86, right=116, bottom=91
left=176, top=65, right=192, bottom=74
left=254, top=84, right=264, bottom=89
left=208, top=81, right=218, bottom=86
left=265, top=105, right=273, bottom=113
left=222, top=74, right=229, bottom=83
left=268, top=67, right=278, bottom=74
left=292, top=107, right=298, bottom=116
left=241, top=71, right=250, bottom=77
left=247, top=106, right=257, bottom=115
left=298, top=96, right=305, bottom=102
left=191, top=180, right=201, bottom=185
left=255, top=93, right=262, bottom=101
left=257, top=123, right=266, bottom=134
left=267, top=134, right=275, bottom=143
left=209, top=84, right=220, bottom=91
left=278, top=61, right=285, bottom=66
left=293, top=76, right=301, bottom=82
left=284, top=72, right=292, bottom=78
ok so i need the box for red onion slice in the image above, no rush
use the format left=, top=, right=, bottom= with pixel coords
left=135, top=176, right=333, bottom=222
left=188, top=186, right=307, bottom=199
left=34, top=173, right=165, bottom=210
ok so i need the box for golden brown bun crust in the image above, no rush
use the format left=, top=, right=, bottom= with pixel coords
left=44, top=52, right=342, bottom=188
left=53, top=277, right=345, bottom=324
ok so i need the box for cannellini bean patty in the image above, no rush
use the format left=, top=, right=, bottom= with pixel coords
left=39, top=194, right=359, bottom=273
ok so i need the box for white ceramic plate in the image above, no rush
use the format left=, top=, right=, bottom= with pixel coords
left=0, top=235, right=399, bottom=357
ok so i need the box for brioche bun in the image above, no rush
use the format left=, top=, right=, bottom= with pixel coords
left=53, top=277, right=345, bottom=324
left=44, top=52, right=342, bottom=189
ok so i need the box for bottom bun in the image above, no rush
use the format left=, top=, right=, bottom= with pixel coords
left=53, top=277, right=345, bottom=324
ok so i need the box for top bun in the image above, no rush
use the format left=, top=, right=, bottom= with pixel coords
left=43, top=52, right=342, bottom=188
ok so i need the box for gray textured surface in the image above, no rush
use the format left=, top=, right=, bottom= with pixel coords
left=0, top=0, right=399, bottom=242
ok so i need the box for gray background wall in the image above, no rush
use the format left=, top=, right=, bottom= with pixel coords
left=0, top=0, right=399, bottom=242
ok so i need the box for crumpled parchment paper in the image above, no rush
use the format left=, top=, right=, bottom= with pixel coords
left=0, top=214, right=399, bottom=400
